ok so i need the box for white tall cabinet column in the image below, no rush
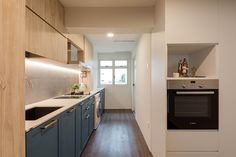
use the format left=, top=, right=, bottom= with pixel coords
left=151, top=0, right=167, bottom=157
left=219, top=1, right=236, bottom=157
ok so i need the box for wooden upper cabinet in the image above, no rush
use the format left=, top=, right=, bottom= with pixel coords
left=55, top=0, right=65, bottom=33
left=45, top=0, right=56, bottom=27
left=26, top=0, right=32, bottom=7
left=26, top=0, right=65, bottom=33
left=66, top=34, right=85, bottom=51
left=25, top=8, right=67, bottom=63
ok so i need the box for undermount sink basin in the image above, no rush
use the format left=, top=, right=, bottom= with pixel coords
left=54, top=95, right=86, bottom=99
left=26, top=107, right=62, bottom=121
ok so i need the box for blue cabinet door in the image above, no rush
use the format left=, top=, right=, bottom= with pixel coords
left=59, top=107, right=76, bottom=157
left=88, top=99, right=95, bottom=135
left=26, top=118, right=59, bottom=157
left=76, top=105, right=82, bottom=157
left=101, top=89, right=105, bottom=114
left=81, top=109, right=89, bottom=149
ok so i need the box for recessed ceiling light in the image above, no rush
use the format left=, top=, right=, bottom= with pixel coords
left=107, top=33, right=114, bottom=38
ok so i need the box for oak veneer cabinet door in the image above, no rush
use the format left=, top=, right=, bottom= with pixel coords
left=45, top=0, right=56, bottom=27
left=26, top=0, right=65, bottom=33
left=25, top=8, right=67, bottom=63
left=0, top=0, right=25, bottom=157
left=55, top=0, right=65, bottom=33
left=27, top=0, right=46, bottom=20
left=66, top=34, right=85, bottom=51
left=26, top=0, right=32, bottom=7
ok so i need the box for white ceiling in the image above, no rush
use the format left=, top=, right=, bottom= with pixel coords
left=59, top=0, right=156, bottom=7
left=86, top=34, right=140, bottom=53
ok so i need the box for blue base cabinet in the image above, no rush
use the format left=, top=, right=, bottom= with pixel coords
left=88, top=99, right=95, bottom=135
left=26, top=118, right=59, bottom=157
left=81, top=97, right=95, bottom=149
left=59, top=107, right=76, bottom=157
left=81, top=110, right=89, bottom=149
left=76, top=105, right=82, bottom=157
left=26, top=95, right=98, bottom=157
left=100, top=89, right=105, bottom=115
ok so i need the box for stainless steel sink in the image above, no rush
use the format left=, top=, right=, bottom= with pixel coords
left=26, top=107, right=62, bottom=121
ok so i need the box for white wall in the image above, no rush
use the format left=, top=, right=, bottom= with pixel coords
left=98, top=52, right=132, bottom=109
left=219, top=0, right=236, bottom=156
left=82, top=38, right=94, bottom=91
left=165, top=0, right=219, bottom=43
left=150, top=0, right=167, bottom=157
left=92, top=50, right=98, bottom=90
left=133, top=34, right=152, bottom=149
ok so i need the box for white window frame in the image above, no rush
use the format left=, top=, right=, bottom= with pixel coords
left=99, top=59, right=129, bottom=86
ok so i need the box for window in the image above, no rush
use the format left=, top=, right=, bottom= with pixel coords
left=99, top=60, right=128, bottom=85
left=100, top=69, right=113, bottom=85
left=115, top=69, right=127, bottom=85
left=115, top=60, right=127, bottom=67
left=100, top=60, right=113, bottom=67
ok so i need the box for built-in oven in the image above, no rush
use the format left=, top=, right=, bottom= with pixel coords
left=167, top=79, right=219, bottom=130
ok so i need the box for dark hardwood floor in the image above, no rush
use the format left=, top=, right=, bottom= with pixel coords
left=81, top=110, right=153, bottom=157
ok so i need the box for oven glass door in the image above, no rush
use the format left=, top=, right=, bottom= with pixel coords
left=168, top=90, right=218, bottom=130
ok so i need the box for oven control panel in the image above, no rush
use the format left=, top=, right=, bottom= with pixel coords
left=167, top=79, right=219, bottom=90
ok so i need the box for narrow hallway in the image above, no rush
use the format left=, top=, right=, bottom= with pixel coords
left=81, top=110, right=152, bottom=157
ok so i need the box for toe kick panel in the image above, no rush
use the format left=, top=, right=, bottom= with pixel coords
left=167, top=152, right=219, bottom=157
left=167, top=131, right=219, bottom=152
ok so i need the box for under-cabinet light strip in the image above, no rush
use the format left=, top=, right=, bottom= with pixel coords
left=25, top=59, right=81, bottom=74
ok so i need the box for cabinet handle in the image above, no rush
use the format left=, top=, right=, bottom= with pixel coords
left=85, top=106, right=90, bottom=110
left=41, top=120, right=58, bottom=130
left=86, top=115, right=90, bottom=119
left=67, top=108, right=75, bottom=113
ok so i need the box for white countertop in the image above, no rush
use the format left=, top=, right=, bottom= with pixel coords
left=25, top=88, right=104, bottom=132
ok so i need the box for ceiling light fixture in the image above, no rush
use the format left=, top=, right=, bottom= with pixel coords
left=107, top=33, right=114, bottom=38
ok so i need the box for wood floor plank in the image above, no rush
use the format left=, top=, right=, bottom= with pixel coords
left=81, top=110, right=153, bottom=157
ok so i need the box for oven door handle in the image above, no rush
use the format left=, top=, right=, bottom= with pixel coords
left=176, top=91, right=215, bottom=95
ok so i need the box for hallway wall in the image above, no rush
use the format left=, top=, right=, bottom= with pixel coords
left=133, top=34, right=152, bottom=149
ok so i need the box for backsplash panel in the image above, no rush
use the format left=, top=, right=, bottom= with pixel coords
left=25, top=60, right=80, bottom=105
